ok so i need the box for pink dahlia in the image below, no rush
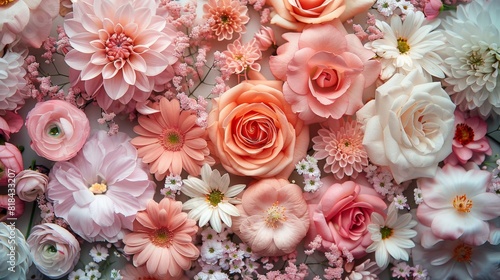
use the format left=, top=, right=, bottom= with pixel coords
left=47, top=130, right=156, bottom=243
left=203, top=0, right=249, bottom=41
left=131, top=97, right=214, bottom=181
left=312, top=117, right=368, bottom=179
left=123, top=198, right=199, bottom=278
left=64, top=0, right=178, bottom=112
left=417, top=164, right=500, bottom=246
left=221, top=38, right=262, bottom=75
left=444, top=109, right=492, bottom=166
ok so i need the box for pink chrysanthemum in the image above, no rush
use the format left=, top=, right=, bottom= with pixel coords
left=221, top=38, right=261, bottom=75
left=123, top=198, right=199, bottom=278
left=203, top=0, right=249, bottom=41
left=131, top=97, right=214, bottom=181
left=64, top=0, right=178, bottom=112
left=444, top=109, right=492, bottom=166
left=312, top=118, right=368, bottom=179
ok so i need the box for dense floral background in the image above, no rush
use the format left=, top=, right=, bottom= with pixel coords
left=1, top=0, right=500, bottom=279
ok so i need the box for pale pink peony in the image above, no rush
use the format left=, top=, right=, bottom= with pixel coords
left=123, top=198, right=199, bottom=278
left=0, top=111, right=23, bottom=141
left=0, top=142, right=23, bottom=187
left=444, top=110, right=492, bottom=166
left=25, top=100, right=90, bottom=162
left=270, top=21, right=380, bottom=124
left=203, top=0, right=249, bottom=41
left=15, top=169, right=48, bottom=202
left=0, top=195, right=24, bottom=222
left=232, top=178, right=309, bottom=256
left=47, top=131, right=156, bottom=243
left=305, top=176, right=387, bottom=258
left=64, top=0, right=178, bottom=112
left=207, top=80, right=309, bottom=179
left=416, top=164, right=500, bottom=246
left=131, top=97, right=214, bottom=181
left=27, top=223, right=80, bottom=279
left=0, top=0, right=58, bottom=49
left=0, top=48, right=27, bottom=111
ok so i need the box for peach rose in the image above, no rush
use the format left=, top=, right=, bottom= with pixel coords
left=207, top=80, right=309, bottom=179
left=232, top=178, right=309, bottom=256
left=267, top=0, right=374, bottom=31
left=305, top=176, right=386, bottom=258
left=26, top=100, right=90, bottom=161
left=270, top=21, right=380, bottom=124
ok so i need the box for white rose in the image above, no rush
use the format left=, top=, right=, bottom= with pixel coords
left=356, top=70, right=455, bottom=183
left=27, top=223, right=80, bottom=279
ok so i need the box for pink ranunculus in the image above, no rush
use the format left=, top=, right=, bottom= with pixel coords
left=0, top=142, right=23, bottom=187
left=270, top=21, right=380, bottom=124
left=267, top=0, right=373, bottom=31
left=444, top=109, right=492, bottom=166
left=207, top=80, right=309, bottom=179
left=0, top=195, right=25, bottom=222
left=232, top=178, right=309, bottom=256
left=305, top=176, right=387, bottom=258
left=0, top=112, right=23, bottom=141
left=15, top=170, right=49, bottom=202
left=27, top=223, right=80, bottom=279
left=424, top=0, right=443, bottom=20
left=25, top=100, right=90, bottom=162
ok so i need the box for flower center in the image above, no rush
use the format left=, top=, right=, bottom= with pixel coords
left=46, top=124, right=63, bottom=138
left=206, top=190, right=224, bottom=207
left=151, top=228, right=173, bottom=248
left=264, top=201, right=286, bottom=229
left=105, top=31, right=133, bottom=62
left=453, top=195, right=473, bottom=213
left=0, top=0, right=16, bottom=6
left=162, top=129, right=184, bottom=151
left=312, top=67, right=338, bottom=88
left=220, top=13, right=230, bottom=24
left=44, top=244, right=58, bottom=256
left=89, top=182, right=107, bottom=194
left=467, top=51, right=485, bottom=70
left=380, top=226, right=393, bottom=239
left=453, top=243, right=472, bottom=262
left=397, top=38, right=410, bottom=54
left=454, top=123, right=474, bottom=146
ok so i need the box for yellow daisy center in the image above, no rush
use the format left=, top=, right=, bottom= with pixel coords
left=453, top=194, right=473, bottom=213
left=380, top=226, right=393, bottom=239
left=264, top=201, right=287, bottom=228
left=89, top=182, right=107, bottom=194
left=151, top=228, right=173, bottom=248
left=162, top=129, right=184, bottom=151
left=206, top=190, right=224, bottom=207
left=397, top=38, right=410, bottom=54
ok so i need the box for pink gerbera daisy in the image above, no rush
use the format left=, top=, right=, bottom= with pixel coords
left=203, top=0, right=249, bottom=41
left=123, top=198, right=199, bottom=278
left=312, top=118, right=368, bottom=179
left=131, top=97, right=214, bottom=180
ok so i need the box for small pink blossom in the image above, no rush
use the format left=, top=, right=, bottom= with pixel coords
left=254, top=26, right=276, bottom=51
left=424, top=0, right=443, bottom=19
left=221, top=39, right=262, bottom=75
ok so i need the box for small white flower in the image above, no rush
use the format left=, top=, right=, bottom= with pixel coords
left=89, top=244, right=109, bottom=263
left=376, top=0, right=397, bottom=17
left=68, top=269, right=88, bottom=280
left=366, top=203, right=417, bottom=269
left=182, top=164, right=245, bottom=233
left=200, top=239, right=224, bottom=264
left=110, top=269, right=122, bottom=280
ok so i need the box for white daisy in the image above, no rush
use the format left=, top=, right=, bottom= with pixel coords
left=365, top=11, right=446, bottom=80
left=376, top=0, right=397, bottom=17
left=182, top=164, right=245, bottom=233
left=89, top=244, right=109, bottom=263
left=440, top=0, right=500, bottom=118
left=366, top=203, right=418, bottom=269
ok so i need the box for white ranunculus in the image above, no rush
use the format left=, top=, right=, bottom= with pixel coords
left=0, top=222, right=31, bottom=280
left=27, top=223, right=81, bottom=279
left=356, top=70, right=456, bottom=183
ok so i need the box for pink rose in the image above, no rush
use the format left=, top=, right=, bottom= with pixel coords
left=0, top=142, right=23, bottom=187
left=268, top=0, right=373, bottom=31
left=232, top=178, right=309, bottom=256
left=207, top=80, right=309, bottom=179
left=25, top=100, right=90, bottom=161
left=305, top=176, right=387, bottom=258
left=0, top=195, right=25, bottom=222
left=15, top=170, right=49, bottom=202
left=424, top=0, right=443, bottom=20
left=270, top=21, right=380, bottom=124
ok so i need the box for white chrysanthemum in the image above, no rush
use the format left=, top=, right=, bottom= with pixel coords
left=366, top=204, right=418, bottom=269
left=0, top=48, right=26, bottom=111
left=440, top=0, right=500, bottom=118
left=182, top=164, right=245, bottom=233
left=365, top=10, right=446, bottom=80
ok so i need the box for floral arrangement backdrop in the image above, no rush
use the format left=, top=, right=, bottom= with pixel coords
left=1, top=0, right=500, bottom=279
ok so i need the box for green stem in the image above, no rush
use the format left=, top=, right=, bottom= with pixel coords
left=25, top=200, right=38, bottom=238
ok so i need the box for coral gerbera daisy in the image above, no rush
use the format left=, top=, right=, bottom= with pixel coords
left=131, top=97, right=214, bottom=181
left=203, top=0, right=249, bottom=41
left=312, top=118, right=368, bottom=180
left=123, top=198, right=199, bottom=278
left=181, top=164, right=245, bottom=233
